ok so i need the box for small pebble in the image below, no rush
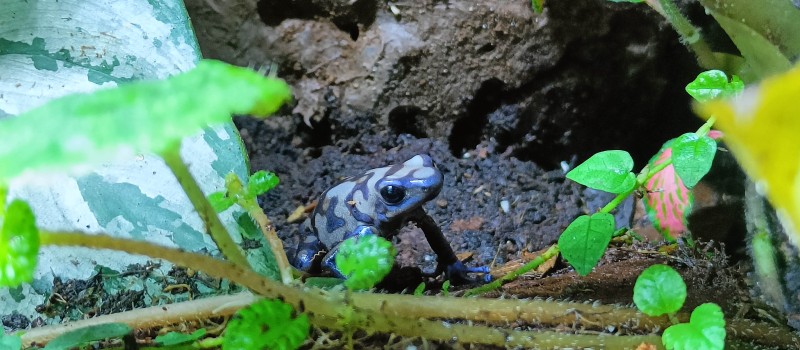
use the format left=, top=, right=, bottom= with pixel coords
left=560, top=160, right=570, bottom=174
left=500, top=200, right=510, bottom=213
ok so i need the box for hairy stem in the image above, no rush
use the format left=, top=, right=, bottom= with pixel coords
left=160, top=144, right=249, bottom=267
left=34, top=231, right=681, bottom=349
left=655, top=0, right=720, bottom=69
left=241, top=198, right=294, bottom=284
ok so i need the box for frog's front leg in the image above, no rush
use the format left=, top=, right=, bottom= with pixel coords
left=294, top=221, right=326, bottom=273
left=408, top=207, right=491, bottom=284
left=322, top=225, right=378, bottom=278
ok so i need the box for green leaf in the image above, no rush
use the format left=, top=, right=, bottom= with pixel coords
left=44, top=323, right=132, bottom=350
left=236, top=212, right=262, bottom=240
left=557, top=213, right=615, bottom=276
left=413, top=282, right=426, bottom=295
left=671, top=133, right=717, bottom=188
left=531, top=0, right=545, bottom=13
left=0, top=333, right=22, bottom=350
left=336, top=235, right=397, bottom=290
left=155, top=329, right=207, bottom=346
left=566, top=150, right=636, bottom=194
left=644, top=143, right=693, bottom=240
left=698, top=0, right=800, bottom=80
left=607, top=0, right=645, bottom=2
left=685, top=70, right=744, bottom=102
left=246, top=247, right=281, bottom=282
left=686, top=70, right=744, bottom=102
left=223, top=299, right=309, bottom=350
left=0, top=200, right=39, bottom=287
left=633, top=264, right=686, bottom=316
left=248, top=171, right=280, bottom=196
left=662, top=303, right=726, bottom=350
left=696, top=64, right=800, bottom=254
left=1, top=0, right=264, bottom=323
left=0, top=59, right=291, bottom=182
left=209, top=191, right=235, bottom=213
left=442, top=280, right=451, bottom=297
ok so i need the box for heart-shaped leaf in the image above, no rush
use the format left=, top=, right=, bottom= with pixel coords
left=662, top=303, right=726, bottom=350
left=567, top=150, right=636, bottom=194
left=672, top=133, right=717, bottom=188
left=558, top=213, right=615, bottom=276
left=644, top=143, right=693, bottom=240
left=696, top=64, right=800, bottom=251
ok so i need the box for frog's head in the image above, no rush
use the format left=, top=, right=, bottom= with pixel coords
left=374, top=154, right=443, bottom=221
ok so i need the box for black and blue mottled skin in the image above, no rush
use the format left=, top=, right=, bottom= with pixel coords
left=292, top=155, right=489, bottom=285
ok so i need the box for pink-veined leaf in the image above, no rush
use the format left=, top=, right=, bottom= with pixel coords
left=644, top=144, right=694, bottom=240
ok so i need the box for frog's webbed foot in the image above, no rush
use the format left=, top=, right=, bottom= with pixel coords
left=440, top=260, right=492, bottom=285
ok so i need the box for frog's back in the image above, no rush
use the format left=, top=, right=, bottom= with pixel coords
left=310, top=155, right=443, bottom=248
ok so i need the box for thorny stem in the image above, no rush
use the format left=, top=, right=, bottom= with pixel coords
left=30, top=232, right=800, bottom=348
left=34, top=231, right=677, bottom=349
left=467, top=117, right=719, bottom=296
left=246, top=206, right=294, bottom=284
left=160, top=143, right=249, bottom=268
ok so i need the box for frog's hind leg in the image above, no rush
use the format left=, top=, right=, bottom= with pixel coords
left=409, top=207, right=492, bottom=284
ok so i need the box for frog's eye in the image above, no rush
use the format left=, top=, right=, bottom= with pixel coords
left=380, top=185, right=406, bottom=204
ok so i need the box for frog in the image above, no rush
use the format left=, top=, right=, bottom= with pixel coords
left=291, top=154, right=490, bottom=285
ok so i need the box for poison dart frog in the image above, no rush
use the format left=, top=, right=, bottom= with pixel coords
left=292, top=154, right=490, bottom=284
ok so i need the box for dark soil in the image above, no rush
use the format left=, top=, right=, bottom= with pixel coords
left=188, top=0, right=768, bottom=306
left=193, top=0, right=746, bottom=305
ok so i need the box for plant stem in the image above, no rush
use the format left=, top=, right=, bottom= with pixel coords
left=35, top=231, right=674, bottom=349
left=470, top=116, right=720, bottom=296
left=464, top=245, right=559, bottom=297
left=695, top=116, right=716, bottom=136
left=599, top=190, right=632, bottom=214
left=32, top=231, right=800, bottom=348
left=655, top=0, right=720, bottom=69
left=241, top=199, right=294, bottom=284
left=160, top=144, right=249, bottom=268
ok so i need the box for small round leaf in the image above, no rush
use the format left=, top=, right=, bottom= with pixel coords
left=336, top=235, right=396, bottom=290
left=208, top=192, right=235, bottom=213
left=223, top=299, right=309, bottom=350
left=248, top=170, right=280, bottom=196
left=633, top=264, right=686, bottom=316
left=662, top=303, right=726, bottom=350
